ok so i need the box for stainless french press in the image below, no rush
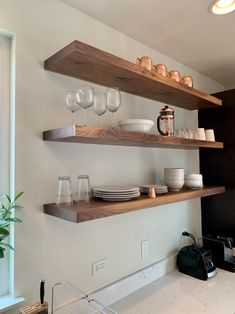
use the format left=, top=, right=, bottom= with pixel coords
left=157, top=105, right=175, bottom=136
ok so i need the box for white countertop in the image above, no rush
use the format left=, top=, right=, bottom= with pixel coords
left=111, top=269, right=235, bottom=314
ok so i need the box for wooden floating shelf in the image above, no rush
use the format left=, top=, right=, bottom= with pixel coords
left=43, top=125, right=224, bottom=150
left=44, top=186, right=225, bottom=223
left=44, top=40, right=222, bottom=110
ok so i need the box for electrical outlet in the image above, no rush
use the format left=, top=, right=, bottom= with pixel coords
left=141, top=239, right=149, bottom=259
left=92, top=259, right=108, bottom=275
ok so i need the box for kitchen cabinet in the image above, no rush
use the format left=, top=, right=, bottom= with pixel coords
left=199, top=88, right=235, bottom=238
left=43, top=40, right=225, bottom=223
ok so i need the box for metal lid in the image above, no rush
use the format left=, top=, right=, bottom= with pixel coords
left=160, top=105, right=174, bottom=118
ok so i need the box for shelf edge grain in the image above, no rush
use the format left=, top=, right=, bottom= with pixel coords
left=42, top=125, right=224, bottom=150
left=44, top=40, right=222, bottom=110
left=43, top=186, right=225, bottom=223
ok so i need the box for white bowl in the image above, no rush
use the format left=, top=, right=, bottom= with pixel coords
left=165, top=178, right=185, bottom=183
left=118, top=119, right=154, bottom=133
left=185, top=174, right=202, bottom=180
left=165, top=179, right=184, bottom=184
left=165, top=180, right=184, bottom=191
left=185, top=180, right=203, bottom=189
left=164, top=174, right=184, bottom=180
left=165, top=173, right=184, bottom=178
left=164, top=168, right=184, bottom=174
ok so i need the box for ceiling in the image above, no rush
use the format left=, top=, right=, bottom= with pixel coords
left=59, top=0, right=235, bottom=87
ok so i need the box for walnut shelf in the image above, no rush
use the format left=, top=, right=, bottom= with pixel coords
left=44, top=186, right=225, bottom=223
left=43, top=125, right=223, bottom=150
left=44, top=40, right=222, bottom=110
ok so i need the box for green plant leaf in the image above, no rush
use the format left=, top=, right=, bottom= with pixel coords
left=1, top=204, right=6, bottom=211
left=9, top=205, right=23, bottom=210
left=0, top=247, right=5, bottom=258
left=5, top=194, right=11, bottom=204
left=5, top=217, right=23, bottom=223
left=0, top=242, right=14, bottom=251
left=0, top=227, right=9, bottom=236
left=14, top=192, right=24, bottom=202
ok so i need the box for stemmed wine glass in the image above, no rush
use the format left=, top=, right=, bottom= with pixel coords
left=106, top=87, right=121, bottom=128
left=65, top=91, right=80, bottom=125
left=76, top=86, right=95, bottom=125
left=93, top=92, right=107, bottom=128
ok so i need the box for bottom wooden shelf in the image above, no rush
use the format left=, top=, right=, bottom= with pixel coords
left=44, top=186, right=225, bottom=223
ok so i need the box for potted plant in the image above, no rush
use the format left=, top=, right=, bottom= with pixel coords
left=0, top=192, right=23, bottom=258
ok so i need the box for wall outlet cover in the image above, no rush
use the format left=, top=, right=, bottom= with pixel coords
left=92, top=259, right=108, bottom=275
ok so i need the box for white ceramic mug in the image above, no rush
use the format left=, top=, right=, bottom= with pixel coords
left=197, top=128, right=206, bottom=141
left=205, top=129, right=215, bottom=142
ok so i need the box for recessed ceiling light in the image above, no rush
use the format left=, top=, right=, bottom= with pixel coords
left=208, top=0, right=235, bottom=15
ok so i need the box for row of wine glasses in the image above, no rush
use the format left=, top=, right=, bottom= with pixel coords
left=65, top=86, right=121, bottom=128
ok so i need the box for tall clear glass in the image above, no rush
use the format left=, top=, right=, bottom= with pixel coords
left=56, top=176, right=72, bottom=205
left=76, top=86, right=95, bottom=125
left=106, top=87, right=121, bottom=128
left=65, top=91, right=80, bottom=125
left=77, top=175, right=90, bottom=204
left=93, top=92, right=107, bottom=128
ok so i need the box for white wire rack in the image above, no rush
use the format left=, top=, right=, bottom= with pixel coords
left=51, top=281, right=119, bottom=314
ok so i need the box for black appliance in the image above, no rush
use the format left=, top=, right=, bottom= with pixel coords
left=203, top=235, right=235, bottom=272
left=177, top=231, right=217, bottom=281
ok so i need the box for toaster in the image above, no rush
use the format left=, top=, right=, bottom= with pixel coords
left=177, top=244, right=216, bottom=280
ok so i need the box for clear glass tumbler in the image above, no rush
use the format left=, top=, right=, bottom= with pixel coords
left=77, top=175, right=90, bottom=204
left=56, top=176, right=73, bottom=205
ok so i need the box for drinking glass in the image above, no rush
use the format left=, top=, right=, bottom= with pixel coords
left=65, top=91, right=80, bottom=125
left=77, top=175, right=90, bottom=204
left=93, top=92, right=107, bottom=128
left=76, top=86, right=95, bottom=125
left=56, top=176, right=73, bottom=205
left=106, top=87, right=121, bottom=128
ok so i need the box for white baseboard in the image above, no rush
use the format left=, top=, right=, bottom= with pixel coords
left=55, top=254, right=177, bottom=313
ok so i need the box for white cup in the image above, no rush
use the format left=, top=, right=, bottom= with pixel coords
left=197, top=128, right=206, bottom=141
left=205, top=129, right=215, bottom=142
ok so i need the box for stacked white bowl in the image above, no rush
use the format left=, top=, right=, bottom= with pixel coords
left=164, top=168, right=184, bottom=191
left=185, top=174, right=203, bottom=189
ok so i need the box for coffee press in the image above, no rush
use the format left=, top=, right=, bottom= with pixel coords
left=157, top=105, right=175, bottom=136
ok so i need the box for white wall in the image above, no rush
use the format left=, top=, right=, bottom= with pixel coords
left=0, top=0, right=224, bottom=311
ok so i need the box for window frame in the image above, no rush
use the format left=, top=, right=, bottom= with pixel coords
left=0, top=28, right=24, bottom=311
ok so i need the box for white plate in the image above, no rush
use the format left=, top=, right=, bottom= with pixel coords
left=93, top=186, right=139, bottom=193
left=94, top=192, right=140, bottom=196
left=102, top=197, right=135, bottom=202
left=94, top=191, right=140, bottom=196
left=94, top=193, right=140, bottom=199
left=93, top=190, right=140, bottom=195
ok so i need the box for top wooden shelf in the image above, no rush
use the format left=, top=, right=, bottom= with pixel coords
left=44, top=40, right=222, bottom=111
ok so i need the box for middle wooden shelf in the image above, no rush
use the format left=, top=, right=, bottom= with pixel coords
left=44, top=186, right=225, bottom=223
left=43, top=125, right=223, bottom=150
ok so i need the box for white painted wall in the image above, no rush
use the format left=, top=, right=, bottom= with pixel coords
left=0, top=0, right=224, bottom=312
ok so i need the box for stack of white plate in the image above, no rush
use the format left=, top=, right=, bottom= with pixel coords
left=185, top=174, right=203, bottom=189
left=164, top=168, right=185, bottom=191
left=93, top=186, right=140, bottom=201
left=139, top=185, right=168, bottom=194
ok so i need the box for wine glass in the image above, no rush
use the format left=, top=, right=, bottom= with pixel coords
left=65, top=91, right=80, bottom=125
left=106, top=87, right=121, bottom=128
left=93, top=92, right=107, bottom=128
left=76, top=86, right=95, bottom=125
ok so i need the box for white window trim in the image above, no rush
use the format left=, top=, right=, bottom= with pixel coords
left=0, top=27, right=24, bottom=311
